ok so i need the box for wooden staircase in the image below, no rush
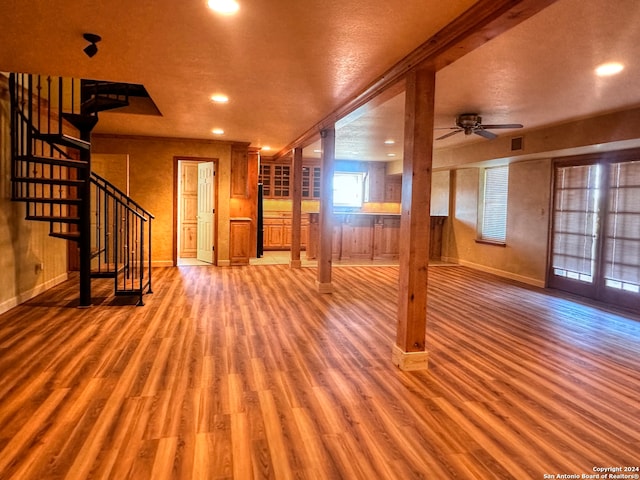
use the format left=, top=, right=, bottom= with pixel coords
left=9, top=73, right=154, bottom=306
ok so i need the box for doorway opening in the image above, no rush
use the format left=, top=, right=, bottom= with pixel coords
left=174, top=157, right=217, bottom=266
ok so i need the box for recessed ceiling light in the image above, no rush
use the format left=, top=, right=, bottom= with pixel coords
left=210, top=94, right=229, bottom=103
left=384, top=139, right=395, bottom=145
left=595, top=62, right=624, bottom=77
left=387, top=153, right=396, bottom=157
left=262, top=146, right=271, bottom=151
left=212, top=128, right=224, bottom=135
left=207, top=0, right=239, bottom=14
left=313, top=149, right=321, bottom=153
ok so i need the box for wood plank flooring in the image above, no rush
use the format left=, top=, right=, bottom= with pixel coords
left=0, top=265, right=639, bottom=479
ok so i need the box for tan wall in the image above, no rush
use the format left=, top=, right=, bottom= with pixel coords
left=434, top=107, right=640, bottom=171
left=0, top=75, right=68, bottom=313
left=92, top=134, right=235, bottom=266
left=443, top=158, right=552, bottom=286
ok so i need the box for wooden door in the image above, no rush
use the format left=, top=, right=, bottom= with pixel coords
left=179, top=162, right=199, bottom=258
left=197, top=162, right=215, bottom=263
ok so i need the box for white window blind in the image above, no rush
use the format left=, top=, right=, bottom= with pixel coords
left=481, top=166, right=509, bottom=242
left=604, top=160, right=640, bottom=292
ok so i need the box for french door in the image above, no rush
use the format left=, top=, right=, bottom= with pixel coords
left=549, top=152, right=640, bottom=311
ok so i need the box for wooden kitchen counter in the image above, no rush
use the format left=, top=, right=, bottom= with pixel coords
left=306, top=213, right=446, bottom=261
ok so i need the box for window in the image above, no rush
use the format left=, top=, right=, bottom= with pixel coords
left=479, top=166, right=509, bottom=242
left=333, top=172, right=365, bottom=208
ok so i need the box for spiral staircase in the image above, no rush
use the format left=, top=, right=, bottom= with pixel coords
left=9, top=73, right=154, bottom=306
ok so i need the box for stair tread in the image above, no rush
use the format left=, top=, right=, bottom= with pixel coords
left=83, top=80, right=148, bottom=97
left=35, top=133, right=91, bottom=151
left=81, top=96, right=129, bottom=114
left=61, top=113, right=99, bottom=131
left=14, top=196, right=82, bottom=204
left=26, top=215, right=81, bottom=223
left=12, top=176, right=85, bottom=186
left=50, top=231, right=80, bottom=241
left=15, top=154, right=89, bottom=169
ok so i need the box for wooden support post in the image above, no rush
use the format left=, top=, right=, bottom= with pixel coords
left=290, top=147, right=303, bottom=268
left=392, top=66, right=436, bottom=370
left=317, top=127, right=335, bottom=293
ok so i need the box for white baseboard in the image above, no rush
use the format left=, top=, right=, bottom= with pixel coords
left=0, top=273, right=69, bottom=315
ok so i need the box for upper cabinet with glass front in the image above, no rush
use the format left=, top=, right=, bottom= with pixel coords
left=260, top=158, right=322, bottom=199
left=302, top=161, right=321, bottom=200
left=259, top=159, right=291, bottom=198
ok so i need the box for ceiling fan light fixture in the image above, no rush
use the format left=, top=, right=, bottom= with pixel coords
left=435, top=112, right=522, bottom=141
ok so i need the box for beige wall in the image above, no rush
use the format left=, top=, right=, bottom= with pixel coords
left=92, top=134, right=235, bottom=266
left=0, top=75, right=68, bottom=314
left=443, top=158, right=552, bottom=286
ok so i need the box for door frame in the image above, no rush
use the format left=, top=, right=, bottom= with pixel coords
left=547, top=147, right=640, bottom=311
left=173, top=156, right=218, bottom=266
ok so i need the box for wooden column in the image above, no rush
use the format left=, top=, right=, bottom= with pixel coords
left=290, top=147, right=303, bottom=268
left=392, top=66, right=436, bottom=370
left=317, top=127, right=335, bottom=293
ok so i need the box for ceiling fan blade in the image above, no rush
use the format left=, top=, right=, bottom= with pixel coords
left=481, top=123, right=523, bottom=129
left=434, top=127, right=459, bottom=130
left=436, top=129, right=463, bottom=140
left=474, top=129, right=497, bottom=140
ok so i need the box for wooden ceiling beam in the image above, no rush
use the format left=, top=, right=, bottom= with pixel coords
left=274, top=0, right=559, bottom=160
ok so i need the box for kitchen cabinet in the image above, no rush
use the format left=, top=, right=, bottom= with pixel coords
left=263, top=212, right=309, bottom=250
left=306, top=213, right=446, bottom=261
left=259, top=161, right=291, bottom=198
left=230, top=218, right=252, bottom=265
left=384, top=175, right=402, bottom=203
left=302, top=162, right=321, bottom=199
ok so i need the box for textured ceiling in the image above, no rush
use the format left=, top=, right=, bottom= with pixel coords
left=310, top=0, right=640, bottom=160
left=0, top=0, right=475, bottom=150
left=2, top=0, right=639, bottom=163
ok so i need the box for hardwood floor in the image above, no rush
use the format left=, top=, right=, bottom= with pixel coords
left=0, top=265, right=639, bottom=479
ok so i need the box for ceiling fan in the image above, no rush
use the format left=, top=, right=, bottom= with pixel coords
left=435, top=113, right=523, bottom=140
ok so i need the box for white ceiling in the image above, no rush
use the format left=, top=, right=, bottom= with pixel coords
left=2, top=0, right=640, bottom=164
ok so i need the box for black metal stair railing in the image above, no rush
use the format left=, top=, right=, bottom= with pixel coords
left=10, top=73, right=88, bottom=241
left=9, top=72, right=153, bottom=306
left=90, top=172, right=154, bottom=305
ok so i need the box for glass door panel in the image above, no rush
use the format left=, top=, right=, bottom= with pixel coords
left=549, top=163, right=601, bottom=296
left=601, top=160, right=640, bottom=308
